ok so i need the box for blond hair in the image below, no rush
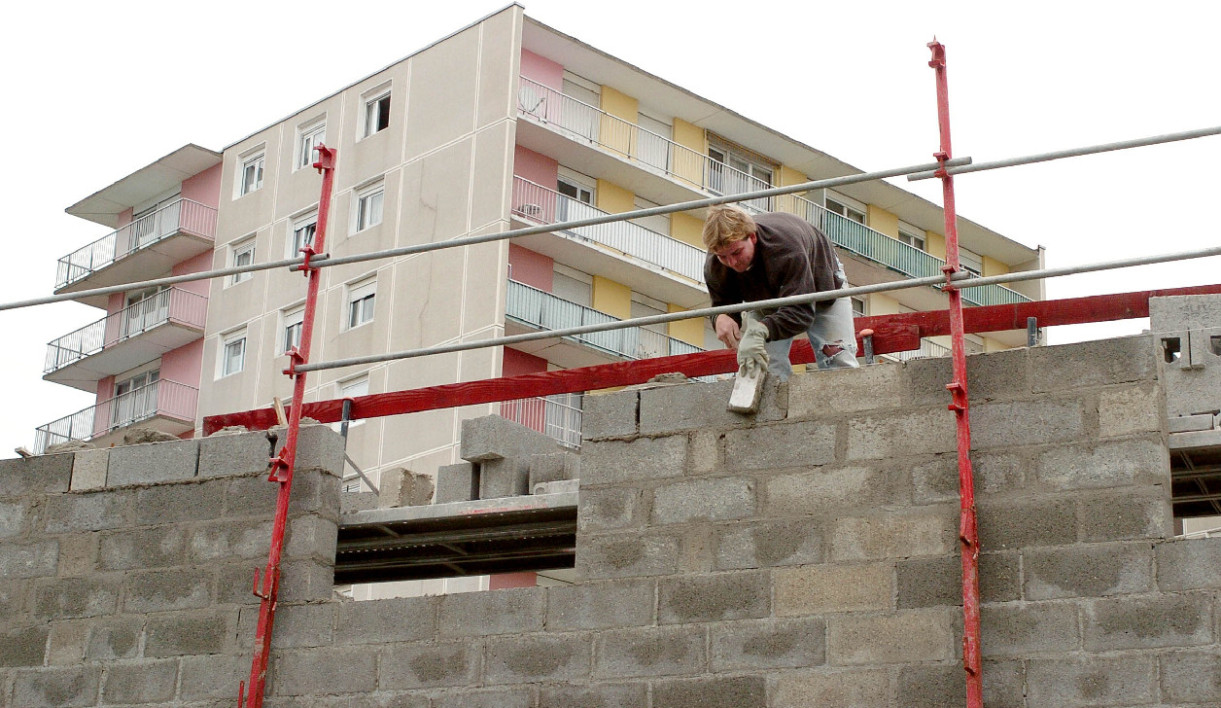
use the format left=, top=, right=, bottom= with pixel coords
left=702, top=204, right=757, bottom=251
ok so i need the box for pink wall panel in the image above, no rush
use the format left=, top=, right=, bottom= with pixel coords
left=182, top=164, right=222, bottom=207
left=508, top=244, right=553, bottom=291
left=519, top=49, right=563, bottom=90
left=502, top=347, right=548, bottom=377
left=172, top=251, right=214, bottom=296
left=513, top=146, right=558, bottom=186
left=162, top=338, right=203, bottom=388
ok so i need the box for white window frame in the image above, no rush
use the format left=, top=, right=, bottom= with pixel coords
left=289, top=211, right=318, bottom=258
left=959, top=248, right=984, bottom=277
left=236, top=149, right=265, bottom=197
left=360, top=84, right=392, bottom=139
left=296, top=118, right=326, bottom=170
left=218, top=329, right=247, bottom=378
left=851, top=296, right=867, bottom=318
left=354, top=182, right=385, bottom=232
left=346, top=278, right=376, bottom=330
left=824, top=193, right=867, bottom=225
left=897, top=222, right=927, bottom=252
left=336, top=376, right=371, bottom=430
left=230, top=238, right=256, bottom=286
left=280, top=305, right=305, bottom=355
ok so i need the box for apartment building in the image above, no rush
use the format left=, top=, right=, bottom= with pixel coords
left=35, top=5, right=1042, bottom=477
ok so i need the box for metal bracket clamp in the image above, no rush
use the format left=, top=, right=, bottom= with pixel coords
left=283, top=347, right=305, bottom=378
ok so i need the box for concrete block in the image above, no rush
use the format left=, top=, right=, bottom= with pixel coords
left=577, top=532, right=679, bottom=579
left=688, top=429, right=719, bottom=475
left=651, top=477, right=755, bottom=525
left=538, top=683, right=647, bottom=708
left=145, top=609, right=234, bottom=657
left=1159, top=648, right=1221, bottom=704
left=434, top=462, right=476, bottom=503
left=1078, top=488, right=1173, bottom=543
left=714, top=520, right=824, bottom=570
left=54, top=534, right=97, bottom=578
left=725, top=420, right=836, bottom=470
left=977, top=496, right=1077, bottom=550
left=122, top=568, right=211, bottom=613
left=0, top=579, right=26, bottom=618
left=776, top=563, right=892, bottom=615
left=658, top=571, right=768, bottom=624
left=1099, top=382, right=1163, bottom=438
left=1026, top=653, right=1156, bottom=706
left=431, top=687, right=533, bottom=708
left=0, top=453, right=72, bottom=497
left=84, top=619, right=142, bottom=661
left=904, top=347, right=1030, bottom=406
left=971, top=397, right=1086, bottom=449
left=269, top=646, right=378, bottom=696
left=224, top=466, right=339, bottom=519
left=580, top=435, right=686, bottom=486
left=44, top=490, right=134, bottom=533
left=257, top=602, right=333, bottom=649
left=582, top=390, right=638, bottom=440
left=593, top=626, right=705, bottom=678
left=982, top=659, right=1027, bottom=708
left=105, top=438, right=199, bottom=486
left=46, top=620, right=88, bottom=666
left=186, top=518, right=276, bottom=563
left=909, top=453, right=960, bottom=503
left=285, top=515, right=337, bottom=562
left=1037, top=438, right=1168, bottom=491
left=135, top=480, right=226, bottom=525
left=378, top=641, right=481, bottom=689
left=100, top=658, right=178, bottom=704
left=100, top=525, right=188, bottom=570
left=710, top=617, right=826, bottom=671
left=791, top=360, right=902, bottom=416
left=438, top=586, right=544, bottom=637
left=341, top=491, right=378, bottom=514
left=279, top=559, right=335, bottom=602
left=638, top=378, right=786, bottom=435
left=378, top=467, right=434, bottom=507
left=1030, top=335, right=1154, bottom=391
left=1157, top=536, right=1221, bottom=590
left=546, top=578, right=654, bottom=630
left=972, top=450, right=1030, bottom=495
left=180, top=653, right=249, bottom=700
left=478, top=457, right=529, bottom=498
left=1169, top=412, right=1217, bottom=432
left=896, top=555, right=959, bottom=609
left=980, top=601, right=1081, bottom=657
left=485, top=633, right=591, bottom=683
left=272, top=424, right=346, bottom=476
left=460, top=414, right=558, bottom=462
left=0, top=625, right=49, bottom=667
left=33, top=576, right=119, bottom=619
left=0, top=540, right=58, bottom=579
left=578, top=487, right=644, bottom=531
left=831, top=507, right=957, bottom=560
left=1150, top=293, right=1221, bottom=331
left=651, top=675, right=767, bottom=708
left=980, top=551, right=1023, bottom=603
left=827, top=608, right=957, bottom=665
left=68, top=449, right=108, bottom=491
left=766, top=465, right=903, bottom=516
left=1084, top=592, right=1213, bottom=650
left=1023, top=542, right=1153, bottom=600
left=335, top=595, right=436, bottom=645
left=11, top=666, right=101, bottom=707
left=0, top=499, right=28, bottom=539
left=847, top=408, right=957, bottom=460
left=198, top=430, right=273, bottom=477
left=534, top=478, right=579, bottom=495
left=773, top=668, right=890, bottom=708
left=526, top=452, right=579, bottom=489
left=896, top=662, right=962, bottom=708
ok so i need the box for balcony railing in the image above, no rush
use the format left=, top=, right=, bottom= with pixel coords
left=499, top=393, right=583, bottom=450
left=34, top=379, right=198, bottom=453
left=506, top=279, right=704, bottom=361
left=886, top=338, right=954, bottom=363
left=56, top=198, right=218, bottom=290
left=512, top=177, right=705, bottom=283
left=44, top=288, right=208, bottom=374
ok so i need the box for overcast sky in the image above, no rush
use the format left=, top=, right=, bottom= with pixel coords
left=0, top=1, right=1217, bottom=455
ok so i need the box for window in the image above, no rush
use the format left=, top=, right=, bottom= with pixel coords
left=219, top=330, right=246, bottom=378
left=362, top=88, right=391, bottom=137
left=825, top=198, right=866, bottom=224
left=238, top=151, right=265, bottom=196
left=290, top=213, right=317, bottom=257
left=334, top=376, right=370, bottom=432
left=355, top=183, right=384, bottom=232
left=556, top=168, right=595, bottom=223
left=346, top=279, right=376, bottom=329
left=959, top=248, right=984, bottom=277
left=280, top=306, right=304, bottom=354
left=898, top=228, right=926, bottom=252
left=708, top=140, right=774, bottom=210
left=851, top=296, right=867, bottom=318
left=297, top=120, right=326, bottom=170
left=231, top=239, right=255, bottom=285
left=112, top=370, right=159, bottom=428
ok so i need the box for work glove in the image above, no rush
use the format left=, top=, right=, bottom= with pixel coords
left=737, top=311, right=769, bottom=376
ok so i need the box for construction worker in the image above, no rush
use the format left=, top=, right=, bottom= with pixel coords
left=703, top=204, right=859, bottom=380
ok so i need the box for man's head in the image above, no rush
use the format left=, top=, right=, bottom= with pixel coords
left=703, top=204, right=758, bottom=273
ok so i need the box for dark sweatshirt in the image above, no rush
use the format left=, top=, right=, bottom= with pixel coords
left=704, top=212, right=844, bottom=342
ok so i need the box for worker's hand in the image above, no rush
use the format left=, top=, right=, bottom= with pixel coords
left=715, top=314, right=742, bottom=349
left=736, top=311, right=769, bottom=374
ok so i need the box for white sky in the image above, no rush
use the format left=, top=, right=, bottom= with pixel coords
left=0, top=0, right=1217, bottom=455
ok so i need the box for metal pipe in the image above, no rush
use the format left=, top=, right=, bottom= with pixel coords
left=344, top=453, right=380, bottom=495
left=908, top=124, right=1221, bottom=181
left=1027, top=317, right=1038, bottom=347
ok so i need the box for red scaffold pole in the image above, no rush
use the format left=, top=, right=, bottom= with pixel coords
left=928, top=40, right=984, bottom=707
left=238, top=144, right=337, bottom=708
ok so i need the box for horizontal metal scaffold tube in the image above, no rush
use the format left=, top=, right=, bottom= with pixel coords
left=294, top=241, right=1221, bottom=373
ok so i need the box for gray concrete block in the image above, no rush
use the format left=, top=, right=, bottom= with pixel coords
left=1026, top=653, right=1156, bottom=706
left=847, top=408, right=958, bottom=461
left=100, top=658, right=178, bottom=704
left=378, top=641, right=481, bottom=689
left=577, top=532, right=680, bottom=580
left=638, top=378, right=786, bottom=435
left=135, top=479, right=226, bottom=525
left=971, top=397, right=1085, bottom=450
left=658, top=571, right=768, bottom=624
left=526, top=452, right=579, bottom=490
left=714, top=520, right=824, bottom=570
left=775, top=562, right=892, bottom=615
left=485, top=633, right=591, bottom=683
left=1159, top=648, right=1221, bottom=704
left=199, top=430, right=273, bottom=477
left=105, top=438, right=199, bottom=486
left=0, top=579, right=28, bottom=619
left=431, top=687, right=533, bottom=708
left=651, top=675, right=767, bottom=708
left=982, top=659, right=1027, bottom=708
left=1151, top=293, right=1221, bottom=332
left=971, top=450, right=1030, bottom=495
left=831, top=507, right=957, bottom=560
left=534, top=478, right=579, bottom=495
left=378, top=467, right=434, bottom=507
left=651, top=476, right=755, bottom=525
left=272, top=424, right=346, bottom=476
left=68, top=449, right=108, bottom=491
left=11, top=666, right=101, bottom=707
left=223, top=467, right=339, bottom=520
left=0, top=499, right=29, bottom=539
left=180, top=653, right=249, bottom=701
left=84, top=619, right=142, bottom=661
left=33, top=576, right=119, bottom=619
left=54, top=534, right=97, bottom=578
left=792, top=360, right=903, bottom=416
left=1084, top=592, right=1213, bottom=650
left=594, top=626, right=705, bottom=678
left=978, top=496, right=1077, bottom=550
left=895, top=662, right=962, bottom=708
left=269, top=646, right=377, bottom=696
left=980, top=601, right=1081, bottom=657
left=44, top=489, right=134, bottom=533
left=1023, top=542, right=1153, bottom=600
left=434, top=462, right=476, bottom=503
left=335, top=595, right=436, bottom=645
left=725, top=420, right=836, bottom=470
left=0, top=540, right=58, bottom=579
left=122, top=568, right=211, bottom=613
left=278, top=559, right=335, bottom=602
left=896, top=555, right=959, bottom=609
left=0, top=453, right=72, bottom=497
left=546, top=578, right=655, bottom=630
left=710, top=617, right=826, bottom=671
left=341, top=491, right=378, bottom=514
left=100, top=525, right=188, bottom=570
left=827, top=608, right=957, bottom=665
left=0, top=625, right=48, bottom=667
left=45, top=620, right=88, bottom=666
left=259, top=602, right=334, bottom=649
left=1077, top=489, right=1172, bottom=542
left=285, top=515, right=337, bottom=563
left=1037, top=438, right=1168, bottom=491
left=1169, top=412, right=1217, bottom=433
left=145, top=609, right=234, bottom=657
left=578, top=487, right=644, bottom=532
left=1157, top=536, right=1221, bottom=591
left=460, top=414, right=558, bottom=462
left=904, top=347, right=1030, bottom=406
left=1029, top=335, right=1154, bottom=391
left=766, top=465, right=903, bottom=516
left=438, top=586, right=544, bottom=637
left=980, top=551, right=1023, bottom=603
left=1098, top=382, right=1162, bottom=438
left=773, top=667, right=890, bottom=708
left=538, top=683, right=647, bottom=708
left=582, top=390, right=638, bottom=440
left=580, top=435, right=687, bottom=486
left=213, top=562, right=265, bottom=606
left=478, top=457, right=529, bottom=498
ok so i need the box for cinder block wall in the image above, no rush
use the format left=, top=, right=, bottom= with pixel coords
left=3, top=335, right=1221, bottom=707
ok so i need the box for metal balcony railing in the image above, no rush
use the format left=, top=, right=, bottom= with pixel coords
left=44, top=288, right=208, bottom=374
left=55, top=198, right=218, bottom=290
left=499, top=393, right=583, bottom=450
left=886, top=338, right=954, bottom=363
left=33, top=379, right=198, bottom=453
left=512, top=177, right=705, bottom=283
left=506, top=279, right=704, bottom=361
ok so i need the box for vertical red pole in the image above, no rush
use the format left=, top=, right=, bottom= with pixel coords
left=238, top=144, right=336, bottom=708
left=928, top=41, right=984, bottom=707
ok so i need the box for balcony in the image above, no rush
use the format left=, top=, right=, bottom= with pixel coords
left=505, top=279, right=703, bottom=369
left=499, top=394, right=583, bottom=450
left=55, top=199, right=217, bottom=305
left=34, top=379, right=198, bottom=454
left=44, top=288, right=207, bottom=391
